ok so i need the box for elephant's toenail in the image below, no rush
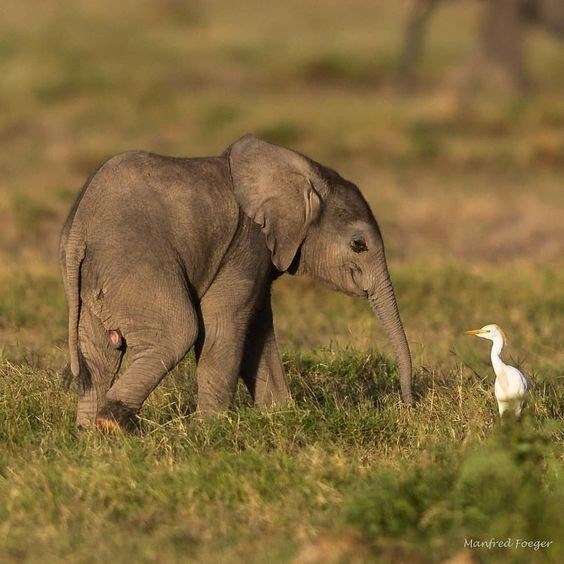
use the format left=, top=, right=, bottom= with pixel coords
left=95, top=417, right=123, bottom=433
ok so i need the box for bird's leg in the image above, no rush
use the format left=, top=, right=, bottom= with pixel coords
left=497, top=400, right=508, bottom=417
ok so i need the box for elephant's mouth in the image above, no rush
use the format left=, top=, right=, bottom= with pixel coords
left=317, top=264, right=366, bottom=298
left=345, top=262, right=366, bottom=297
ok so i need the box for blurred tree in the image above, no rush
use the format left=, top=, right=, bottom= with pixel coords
left=398, top=0, right=564, bottom=92
left=479, top=0, right=529, bottom=90
left=398, top=0, right=442, bottom=89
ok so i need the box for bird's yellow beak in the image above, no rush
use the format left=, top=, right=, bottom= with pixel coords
left=466, top=329, right=481, bottom=336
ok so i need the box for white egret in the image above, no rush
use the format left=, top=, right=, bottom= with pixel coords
left=466, top=324, right=529, bottom=418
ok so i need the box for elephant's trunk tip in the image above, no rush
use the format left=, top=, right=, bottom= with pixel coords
left=368, top=283, right=413, bottom=406
left=401, top=387, right=414, bottom=406
left=398, top=359, right=413, bottom=406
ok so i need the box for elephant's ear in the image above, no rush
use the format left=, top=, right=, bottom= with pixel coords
left=225, top=134, right=322, bottom=272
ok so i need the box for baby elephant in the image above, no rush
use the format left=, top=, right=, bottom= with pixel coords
left=60, top=134, right=412, bottom=431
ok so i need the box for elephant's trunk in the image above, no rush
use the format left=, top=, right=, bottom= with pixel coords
left=368, top=257, right=413, bottom=405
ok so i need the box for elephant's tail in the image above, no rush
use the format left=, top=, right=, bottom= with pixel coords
left=64, top=228, right=86, bottom=379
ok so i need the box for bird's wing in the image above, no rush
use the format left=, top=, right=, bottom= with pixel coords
left=505, top=365, right=529, bottom=395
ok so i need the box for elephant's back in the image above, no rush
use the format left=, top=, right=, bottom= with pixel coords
left=69, top=150, right=240, bottom=297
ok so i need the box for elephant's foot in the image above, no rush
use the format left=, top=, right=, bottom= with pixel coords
left=268, top=396, right=294, bottom=409
left=254, top=390, right=294, bottom=409
left=96, top=400, right=139, bottom=433
left=251, top=371, right=293, bottom=409
left=195, top=394, right=232, bottom=416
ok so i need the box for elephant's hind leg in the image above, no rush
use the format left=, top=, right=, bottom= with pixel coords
left=100, top=287, right=199, bottom=431
left=76, top=306, right=124, bottom=428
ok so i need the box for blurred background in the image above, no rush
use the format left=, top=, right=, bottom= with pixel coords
left=0, top=0, right=562, bottom=364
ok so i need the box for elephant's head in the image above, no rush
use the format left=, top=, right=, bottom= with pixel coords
left=226, top=134, right=412, bottom=404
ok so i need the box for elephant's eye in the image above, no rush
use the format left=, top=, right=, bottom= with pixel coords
left=350, top=237, right=367, bottom=253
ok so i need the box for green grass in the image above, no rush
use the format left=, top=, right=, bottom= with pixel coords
left=1, top=265, right=562, bottom=562
left=1, top=0, right=563, bottom=561
left=0, top=347, right=562, bottom=562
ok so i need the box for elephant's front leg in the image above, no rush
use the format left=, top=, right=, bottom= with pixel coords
left=195, top=273, right=259, bottom=414
left=240, top=290, right=292, bottom=408
left=195, top=315, right=248, bottom=414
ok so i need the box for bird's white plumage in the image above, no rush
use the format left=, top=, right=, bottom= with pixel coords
left=466, top=324, right=529, bottom=417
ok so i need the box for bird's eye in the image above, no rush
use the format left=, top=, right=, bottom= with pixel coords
left=350, top=237, right=368, bottom=253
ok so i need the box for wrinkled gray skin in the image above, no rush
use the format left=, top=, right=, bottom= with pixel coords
left=60, top=134, right=412, bottom=429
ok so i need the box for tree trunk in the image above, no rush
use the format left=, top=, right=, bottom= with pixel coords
left=479, top=0, right=529, bottom=91
left=397, top=0, right=442, bottom=90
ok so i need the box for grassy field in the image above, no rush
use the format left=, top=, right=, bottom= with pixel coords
left=0, top=1, right=563, bottom=562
